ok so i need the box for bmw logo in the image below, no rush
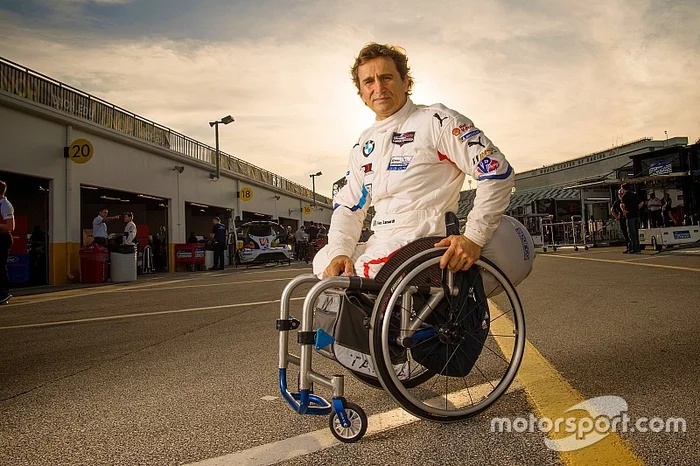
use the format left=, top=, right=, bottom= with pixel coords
left=362, top=140, right=375, bottom=157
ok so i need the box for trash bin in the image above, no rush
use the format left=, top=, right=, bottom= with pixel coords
left=205, top=250, right=215, bottom=270
left=80, top=243, right=109, bottom=283
left=110, top=244, right=137, bottom=283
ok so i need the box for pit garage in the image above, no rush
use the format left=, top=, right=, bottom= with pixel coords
left=80, top=185, right=170, bottom=272
left=184, top=202, right=233, bottom=242
left=0, top=170, right=50, bottom=287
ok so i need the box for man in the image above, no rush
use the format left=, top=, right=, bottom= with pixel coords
left=620, top=184, right=644, bottom=254
left=306, top=222, right=319, bottom=242
left=294, top=225, right=309, bottom=259
left=663, top=192, right=673, bottom=227
left=122, top=212, right=137, bottom=246
left=647, top=192, right=663, bottom=228
left=210, top=217, right=227, bottom=270
left=92, top=207, right=120, bottom=247
left=0, top=180, right=15, bottom=304
left=315, top=43, right=514, bottom=279
left=610, top=189, right=630, bottom=253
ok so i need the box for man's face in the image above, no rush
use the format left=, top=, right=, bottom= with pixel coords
left=124, top=215, right=131, bottom=222
left=357, top=57, right=409, bottom=120
left=100, top=209, right=108, bottom=217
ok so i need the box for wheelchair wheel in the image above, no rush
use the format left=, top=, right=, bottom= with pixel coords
left=329, top=401, right=367, bottom=443
left=369, top=248, right=525, bottom=422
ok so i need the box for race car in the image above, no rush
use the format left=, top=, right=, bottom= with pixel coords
left=234, top=220, right=293, bottom=266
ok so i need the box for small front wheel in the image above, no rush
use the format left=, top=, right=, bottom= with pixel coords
left=329, top=401, right=367, bottom=443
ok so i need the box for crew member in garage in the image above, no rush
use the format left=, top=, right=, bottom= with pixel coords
left=123, top=212, right=137, bottom=246
left=0, top=180, right=15, bottom=305
left=92, top=207, right=120, bottom=248
left=210, top=217, right=227, bottom=270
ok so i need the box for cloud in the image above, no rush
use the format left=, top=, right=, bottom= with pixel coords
left=1, top=0, right=699, bottom=195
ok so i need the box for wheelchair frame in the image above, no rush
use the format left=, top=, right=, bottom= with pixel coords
left=277, top=249, right=525, bottom=443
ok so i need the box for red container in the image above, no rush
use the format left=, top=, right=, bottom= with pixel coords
left=9, top=235, right=28, bottom=254
left=79, top=243, right=110, bottom=283
left=13, top=215, right=28, bottom=235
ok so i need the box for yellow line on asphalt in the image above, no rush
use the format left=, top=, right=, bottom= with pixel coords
left=490, top=303, right=643, bottom=466
left=540, top=253, right=700, bottom=272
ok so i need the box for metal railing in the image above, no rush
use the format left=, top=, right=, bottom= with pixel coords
left=0, top=56, right=333, bottom=206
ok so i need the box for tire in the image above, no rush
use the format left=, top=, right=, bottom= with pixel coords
left=369, top=249, right=525, bottom=422
left=574, top=246, right=579, bottom=252
left=542, top=247, right=547, bottom=253
left=329, top=401, right=367, bottom=443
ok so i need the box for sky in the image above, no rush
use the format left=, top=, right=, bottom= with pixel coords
left=1, top=0, right=699, bottom=197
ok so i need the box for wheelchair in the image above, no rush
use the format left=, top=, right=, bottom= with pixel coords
left=277, top=217, right=527, bottom=443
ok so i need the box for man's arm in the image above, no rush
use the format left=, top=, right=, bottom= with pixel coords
left=610, top=206, right=620, bottom=220
left=0, top=218, right=14, bottom=233
left=324, top=145, right=370, bottom=277
left=434, top=112, right=514, bottom=271
left=0, top=201, right=14, bottom=233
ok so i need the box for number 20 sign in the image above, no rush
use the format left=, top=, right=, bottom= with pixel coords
left=68, top=139, right=94, bottom=164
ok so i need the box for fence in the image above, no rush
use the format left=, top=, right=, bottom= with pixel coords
left=0, top=56, right=333, bottom=206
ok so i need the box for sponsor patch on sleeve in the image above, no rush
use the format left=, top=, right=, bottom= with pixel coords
left=476, top=156, right=499, bottom=175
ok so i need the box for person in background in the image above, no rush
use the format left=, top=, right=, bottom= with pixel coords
left=620, top=184, right=644, bottom=254
left=285, top=225, right=295, bottom=247
left=611, top=189, right=630, bottom=253
left=0, top=180, right=15, bottom=305
left=306, top=222, right=319, bottom=242
left=210, top=217, right=227, bottom=270
left=187, top=231, right=199, bottom=244
left=647, top=192, right=663, bottom=228
left=662, top=192, right=673, bottom=227
left=123, top=212, right=137, bottom=246
left=294, top=225, right=308, bottom=259
left=92, top=207, right=120, bottom=247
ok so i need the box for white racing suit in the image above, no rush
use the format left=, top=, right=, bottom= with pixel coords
left=314, top=99, right=534, bottom=288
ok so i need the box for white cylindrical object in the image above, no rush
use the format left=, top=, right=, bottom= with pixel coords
left=110, top=249, right=138, bottom=283
left=481, top=215, right=536, bottom=297
left=205, top=250, right=215, bottom=269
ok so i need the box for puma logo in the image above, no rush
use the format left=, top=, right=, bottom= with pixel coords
left=468, top=136, right=485, bottom=148
left=433, top=113, right=448, bottom=127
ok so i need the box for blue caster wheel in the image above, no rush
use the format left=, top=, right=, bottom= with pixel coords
left=329, top=401, right=367, bottom=443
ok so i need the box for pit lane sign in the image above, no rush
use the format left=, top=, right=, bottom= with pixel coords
left=239, top=187, right=253, bottom=201
left=66, top=138, right=94, bottom=164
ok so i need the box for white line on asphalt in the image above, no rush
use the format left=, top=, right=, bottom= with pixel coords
left=186, top=380, right=513, bottom=466
left=0, top=297, right=305, bottom=331
left=260, top=396, right=278, bottom=401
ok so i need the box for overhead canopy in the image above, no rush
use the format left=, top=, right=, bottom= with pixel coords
left=563, top=171, right=690, bottom=189
left=457, top=187, right=580, bottom=218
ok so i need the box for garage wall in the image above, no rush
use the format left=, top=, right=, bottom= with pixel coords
left=0, top=96, right=332, bottom=283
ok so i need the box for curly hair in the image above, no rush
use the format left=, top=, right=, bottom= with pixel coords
left=350, top=43, right=414, bottom=95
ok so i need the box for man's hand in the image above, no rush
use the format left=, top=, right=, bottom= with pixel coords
left=323, top=255, right=355, bottom=278
left=434, top=235, right=482, bottom=272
